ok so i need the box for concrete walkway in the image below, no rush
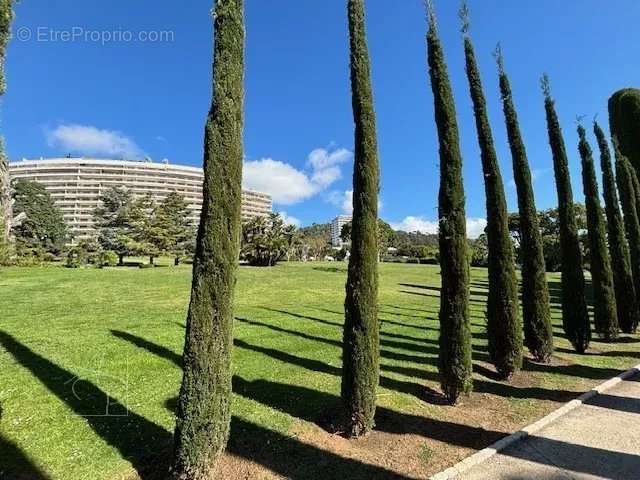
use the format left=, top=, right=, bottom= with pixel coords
left=455, top=373, right=640, bottom=480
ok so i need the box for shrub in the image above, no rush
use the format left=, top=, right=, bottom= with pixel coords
left=98, top=250, right=118, bottom=268
left=66, top=248, right=85, bottom=268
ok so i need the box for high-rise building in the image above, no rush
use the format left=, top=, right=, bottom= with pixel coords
left=331, top=215, right=352, bottom=247
left=8, top=158, right=272, bottom=242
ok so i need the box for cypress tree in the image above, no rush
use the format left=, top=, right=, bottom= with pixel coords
left=609, top=88, right=640, bottom=175
left=629, top=163, right=640, bottom=220
left=341, top=0, right=380, bottom=437
left=542, top=75, right=590, bottom=353
left=426, top=3, right=472, bottom=403
left=577, top=125, right=618, bottom=340
left=614, top=139, right=640, bottom=333
left=594, top=122, right=639, bottom=334
left=496, top=48, right=553, bottom=362
left=0, top=1, right=14, bottom=253
left=460, top=5, right=521, bottom=378
left=171, top=1, right=244, bottom=478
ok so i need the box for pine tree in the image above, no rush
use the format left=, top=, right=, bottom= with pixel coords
left=609, top=88, right=640, bottom=175
left=171, top=1, right=244, bottom=478
left=342, top=0, right=381, bottom=437
left=460, top=5, right=520, bottom=378
left=614, top=139, right=640, bottom=334
left=426, top=3, right=472, bottom=402
left=0, top=1, right=14, bottom=258
left=542, top=75, right=590, bottom=353
left=496, top=48, right=553, bottom=362
left=577, top=124, right=618, bottom=339
left=594, top=122, right=639, bottom=334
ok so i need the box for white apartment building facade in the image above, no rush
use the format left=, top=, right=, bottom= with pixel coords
left=330, top=215, right=352, bottom=247
left=8, top=158, right=272, bottom=242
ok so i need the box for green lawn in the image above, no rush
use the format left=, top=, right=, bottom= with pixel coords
left=0, top=262, right=638, bottom=480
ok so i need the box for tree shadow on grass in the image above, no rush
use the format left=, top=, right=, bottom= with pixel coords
left=164, top=380, right=504, bottom=454
left=263, top=307, right=442, bottom=339
left=0, top=403, right=52, bottom=480
left=399, top=284, right=489, bottom=299
left=235, top=317, right=441, bottom=358
left=115, top=329, right=635, bottom=476
left=227, top=416, right=415, bottom=480
left=0, top=436, right=52, bottom=480
left=114, top=330, right=583, bottom=410
left=0, top=331, right=172, bottom=480
left=4, top=331, right=422, bottom=480
left=312, top=266, right=347, bottom=274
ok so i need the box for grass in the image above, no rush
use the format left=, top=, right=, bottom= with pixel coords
left=0, top=261, right=639, bottom=479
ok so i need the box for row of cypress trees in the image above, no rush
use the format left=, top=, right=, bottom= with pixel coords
left=429, top=1, right=640, bottom=401
left=428, top=1, right=559, bottom=400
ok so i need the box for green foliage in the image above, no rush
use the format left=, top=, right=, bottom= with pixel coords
left=93, top=187, right=137, bottom=265
left=299, top=223, right=331, bottom=243
left=392, top=230, right=438, bottom=248
left=594, top=122, right=639, bottom=333
left=462, top=16, right=521, bottom=378
left=148, top=192, right=195, bottom=265
left=577, top=125, right=618, bottom=340
left=12, top=179, right=69, bottom=255
left=427, top=5, right=472, bottom=402
left=171, top=0, right=245, bottom=477
left=609, top=88, right=640, bottom=175
left=516, top=205, right=588, bottom=273
left=470, top=234, right=488, bottom=267
left=65, top=248, right=84, bottom=269
left=342, top=0, right=380, bottom=437
left=543, top=76, right=590, bottom=353
left=98, top=250, right=118, bottom=268
left=496, top=48, right=553, bottom=361
left=241, top=213, right=297, bottom=267
left=340, top=219, right=396, bottom=258
left=614, top=140, right=640, bottom=335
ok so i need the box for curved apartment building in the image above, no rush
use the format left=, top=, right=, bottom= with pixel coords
left=8, top=158, right=272, bottom=241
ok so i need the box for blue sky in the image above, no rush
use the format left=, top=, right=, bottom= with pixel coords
left=3, top=1, right=640, bottom=234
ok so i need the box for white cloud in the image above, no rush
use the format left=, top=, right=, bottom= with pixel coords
left=466, top=218, right=488, bottom=239
left=326, top=189, right=383, bottom=215
left=390, top=216, right=439, bottom=235
left=242, top=146, right=352, bottom=206
left=278, top=211, right=301, bottom=227
left=46, top=124, right=144, bottom=159
left=326, top=189, right=354, bottom=214
left=307, top=147, right=352, bottom=171
left=390, top=216, right=487, bottom=239
left=243, top=158, right=317, bottom=205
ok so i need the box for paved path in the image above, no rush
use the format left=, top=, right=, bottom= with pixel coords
left=455, top=373, right=640, bottom=480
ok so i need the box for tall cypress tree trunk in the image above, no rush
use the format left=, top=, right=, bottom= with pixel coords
left=0, top=1, right=14, bottom=254
left=496, top=50, right=553, bottom=362
left=461, top=14, right=521, bottom=378
left=542, top=76, right=590, bottom=353
left=342, top=0, right=380, bottom=438
left=594, top=122, right=639, bottom=334
left=614, top=141, right=640, bottom=332
left=577, top=125, right=618, bottom=340
left=426, top=5, right=472, bottom=403
left=171, top=1, right=244, bottom=478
